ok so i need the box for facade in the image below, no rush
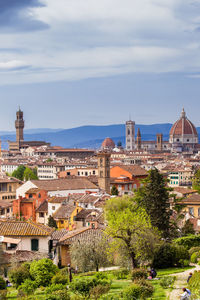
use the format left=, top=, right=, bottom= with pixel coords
left=126, top=120, right=135, bottom=150
left=37, top=163, right=65, bottom=180
left=0, top=176, right=22, bottom=201
left=97, top=151, right=111, bottom=194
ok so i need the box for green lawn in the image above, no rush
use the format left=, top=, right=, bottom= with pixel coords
left=157, top=266, right=194, bottom=277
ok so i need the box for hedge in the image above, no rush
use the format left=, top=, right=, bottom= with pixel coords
left=174, top=235, right=200, bottom=249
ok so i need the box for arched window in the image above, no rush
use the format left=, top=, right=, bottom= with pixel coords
left=127, top=129, right=130, bottom=135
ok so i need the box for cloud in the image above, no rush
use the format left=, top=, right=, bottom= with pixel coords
left=0, top=0, right=48, bottom=32
left=0, top=60, right=30, bottom=71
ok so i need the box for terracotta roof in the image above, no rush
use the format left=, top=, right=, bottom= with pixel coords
left=0, top=221, right=54, bottom=236
left=114, top=165, right=147, bottom=177
left=36, top=200, right=48, bottom=213
left=52, top=229, right=68, bottom=240
left=31, top=178, right=98, bottom=191
left=181, top=194, right=200, bottom=204
left=59, top=228, right=103, bottom=245
left=102, top=137, right=115, bottom=149
left=75, top=209, right=100, bottom=220
left=170, top=109, right=198, bottom=137
left=173, top=187, right=197, bottom=195
left=25, top=188, right=39, bottom=194
left=53, top=203, right=76, bottom=220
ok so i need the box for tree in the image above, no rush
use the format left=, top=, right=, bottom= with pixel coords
left=104, top=196, right=160, bottom=269
left=70, top=235, right=109, bottom=272
left=193, top=169, right=200, bottom=193
left=12, top=165, right=26, bottom=181
left=181, top=220, right=195, bottom=236
left=135, top=169, right=171, bottom=238
left=23, top=167, right=38, bottom=181
left=48, top=215, right=57, bottom=228
left=111, top=185, right=119, bottom=196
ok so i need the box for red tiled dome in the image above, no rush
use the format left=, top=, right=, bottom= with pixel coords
left=170, top=109, right=198, bottom=137
left=101, top=137, right=115, bottom=149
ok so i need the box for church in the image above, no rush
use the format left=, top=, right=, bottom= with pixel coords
left=126, top=109, right=199, bottom=153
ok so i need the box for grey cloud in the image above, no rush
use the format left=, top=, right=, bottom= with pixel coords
left=0, top=0, right=49, bottom=32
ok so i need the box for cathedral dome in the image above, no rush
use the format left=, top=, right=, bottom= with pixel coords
left=101, top=137, right=115, bottom=149
left=169, top=109, right=198, bottom=146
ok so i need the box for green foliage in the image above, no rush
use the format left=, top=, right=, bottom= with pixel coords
left=90, top=284, right=111, bottom=300
left=70, top=277, right=110, bottom=297
left=178, top=259, right=190, bottom=267
left=51, top=273, right=68, bottom=285
left=159, top=276, right=176, bottom=289
left=70, top=235, right=109, bottom=272
left=192, top=169, right=200, bottom=193
left=131, top=269, right=147, bottom=282
left=46, top=284, right=66, bottom=294
left=111, top=185, right=119, bottom=196
left=0, top=290, right=7, bottom=300
left=123, top=281, right=154, bottom=300
left=181, top=220, right=195, bottom=236
left=190, top=252, right=199, bottom=263
left=48, top=215, right=58, bottom=228
left=0, top=277, right=6, bottom=290
left=105, top=196, right=160, bottom=269
left=189, top=247, right=200, bottom=256
left=23, top=167, right=38, bottom=181
left=45, top=285, right=70, bottom=300
left=18, top=279, right=37, bottom=295
left=134, top=168, right=171, bottom=238
left=12, top=165, right=26, bottom=181
left=94, top=272, right=108, bottom=280
left=30, top=258, right=58, bottom=287
left=174, top=234, right=200, bottom=249
left=9, top=264, right=30, bottom=288
left=189, top=271, right=200, bottom=294
left=112, top=268, right=129, bottom=280
left=153, top=243, right=189, bottom=269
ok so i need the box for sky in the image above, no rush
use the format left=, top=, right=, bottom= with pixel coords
left=0, top=0, right=200, bottom=130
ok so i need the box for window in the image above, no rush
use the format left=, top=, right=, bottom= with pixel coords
left=100, top=158, right=103, bottom=167
left=31, top=239, right=39, bottom=251
left=189, top=207, right=194, bottom=216
left=38, top=193, right=41, bottom=198
left=39, top=212, right=44, bottom=218
left=177, top=139, right=180, bottom=142
left=52, top=206, right=55, bottom=210
left=100, top=171, right=103, bottom=178
left=60, top=220, right=64, bottom=224
left=9, top=186, right=12, bottom=192
left=7, top=208, right=9, bottom=213
left=93, top=171, right=95, bottom=175
left=29, top=194, right=33, bottom=199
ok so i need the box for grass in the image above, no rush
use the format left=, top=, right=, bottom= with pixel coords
left=157, top=266, right=195, bottom=277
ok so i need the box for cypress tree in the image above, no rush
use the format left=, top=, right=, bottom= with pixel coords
left=135, top=168, right=171, bottom=238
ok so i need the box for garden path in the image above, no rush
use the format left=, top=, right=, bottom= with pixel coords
left=169, top=264, right=200, bottom=300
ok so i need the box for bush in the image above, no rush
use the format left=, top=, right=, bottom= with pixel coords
left=131, top=269, right=147, bottom=282
left=45, top=289, right=70, bottom=300
left=51, top=273, right=68, bottom=285
left=123, top=281, right=154, bottom=300
left=9, top=264, right=30, bottom=288
left=159, top=276, right=176, bottom=289
left=30, top=258, right=58, bottom=287
left=112, top=268, right=129, bottom=280
left=46, top=284, right=66, bottom=294
left=0, top=277, right=6, bottom=290
left=153, top=244, right=189, bottom=269
left=178, top=259, right=190, bottom=267
left=189, top=271, right=200, bottom=294
left=174, top=235, right=200, bottom=249
left=90, top=284, right=111, bottom=300
left=18, top=279, right=37, bottom=295
left=134, top=279, right=154, bottom=298
left=94, top=272, right=108, bottom=280
left=0, top=290, right=7, bottom=300
left=189, top=247, right=200, bottom=256
left=70, top=277, right=110, bottom=297
left=190, top=252, right=199, bottom=263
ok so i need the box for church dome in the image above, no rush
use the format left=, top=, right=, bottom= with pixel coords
left=101, top=137, right=115, bottom=149
left=169, top=109, right=198, bottom=146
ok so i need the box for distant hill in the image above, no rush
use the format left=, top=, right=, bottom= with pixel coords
left=1, top=123, right=200, bottom=149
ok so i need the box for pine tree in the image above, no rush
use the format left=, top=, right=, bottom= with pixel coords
left=135, top=168, right=171, bottom=239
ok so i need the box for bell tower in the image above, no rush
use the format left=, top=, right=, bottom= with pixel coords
left=15, top=108, right=24, bottom=145
left=126, top=120, right=135, bottom=150
left=97, top=151, right=111, bottom=194
left=136, top=128, right=142, bottom=150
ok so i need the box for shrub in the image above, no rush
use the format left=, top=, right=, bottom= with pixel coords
left=153, top=244, right=189, bottom=269
left=9, top=264, right=30, bottom=288
left=159, top=276, right=176, bottom=289
left=189, top=271, right=200, bottom=294
left=18, top=279, right=37, bottom=295
left=94, top=272, right=108, bottom=280
left=174, top=235, right=200, bottom=249
left=178, top=259, right=190, bottom=267
left=191, top=252, right=199, bottom=263
left=46, top=284, right=66, bottom=294
left=112, top=268, right=129, bottom=280
left=90, top=284, right=111, bottom=300
left=0, top=290, right=7, bottom=300
left=45, top=289, right=70, bottom=300
left=134, top=279, right=154, bottom=298
left=0, top=277, right=6, bottom=290
left=70, top=277, right=110, bottom=297
left=131, top=269, right=147, bottom=282
left=123, top=282, right=154, bottom=300
left=51, top=273, right=68, bottom=285
left=30, top=258, right=58, bottom=287
left=189, top=247, right=200, bottom=256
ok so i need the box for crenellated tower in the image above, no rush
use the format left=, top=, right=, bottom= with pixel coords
left=15, top=108, right=24, bottom=145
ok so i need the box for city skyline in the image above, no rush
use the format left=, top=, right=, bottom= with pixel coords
left=0, top=1, right=200, bottom=129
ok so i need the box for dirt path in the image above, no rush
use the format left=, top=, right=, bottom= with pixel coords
left=169, top=265, right=200, bottom=300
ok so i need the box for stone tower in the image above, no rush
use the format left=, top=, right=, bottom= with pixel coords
left=15, top=108, right=24, bottom=145
left=136, top=128, right=142, bottom=150
left=156, top=134, right=163, bottom=152
left=97, top=151, right=111, bottom=194
left=126, top=120, right=135, bottom=150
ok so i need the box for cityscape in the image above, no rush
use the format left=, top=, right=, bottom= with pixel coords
left=0, top=1, right=200, bottom=299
